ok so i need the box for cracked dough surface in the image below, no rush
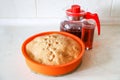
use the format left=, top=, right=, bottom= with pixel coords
left=26, top=33, right=81, bottom=65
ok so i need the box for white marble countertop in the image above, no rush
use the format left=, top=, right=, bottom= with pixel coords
left=0, top=25, right=120, bottom=80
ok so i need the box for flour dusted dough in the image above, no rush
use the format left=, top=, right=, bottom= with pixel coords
left=26, top=33, right=81, bottom=65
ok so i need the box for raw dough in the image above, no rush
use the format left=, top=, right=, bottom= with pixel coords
left=26, top=33, right=81, bottom=65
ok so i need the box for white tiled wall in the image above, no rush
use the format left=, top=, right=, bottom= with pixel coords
left=0, top=0, right=36, bottom=18
left=0, top=0, right=120, bottom=25
left=36, top=0, right=73, bottom=18
left=111, top=0, right=120, bottom=17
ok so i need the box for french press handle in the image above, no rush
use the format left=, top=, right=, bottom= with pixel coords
left=85, top=12, right=101, bottom=35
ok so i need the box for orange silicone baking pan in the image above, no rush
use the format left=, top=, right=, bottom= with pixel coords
left=21, top=31, right=85, bottom=76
